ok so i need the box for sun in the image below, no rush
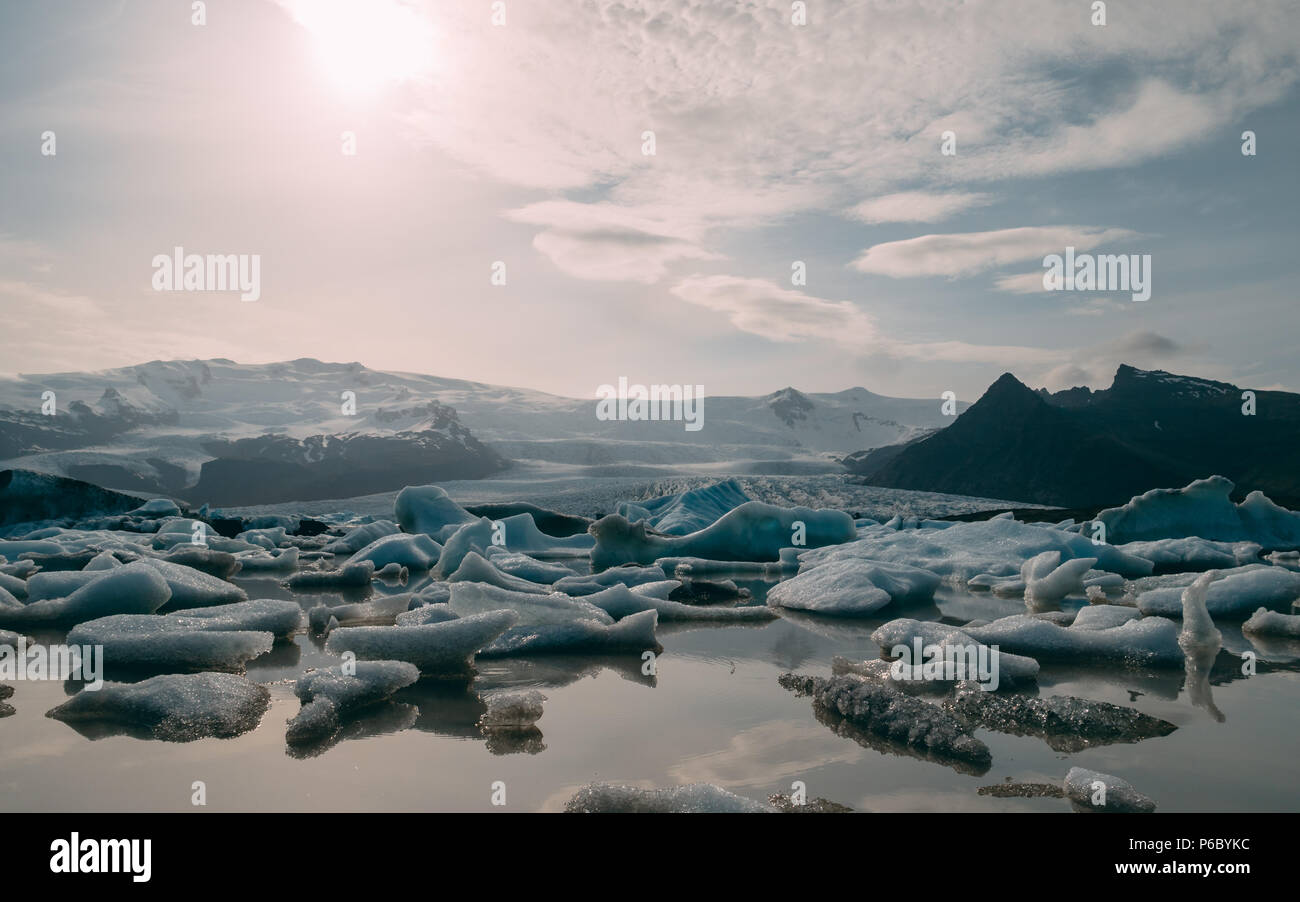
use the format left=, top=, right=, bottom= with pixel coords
left=286, top=0, right=436, bottom=96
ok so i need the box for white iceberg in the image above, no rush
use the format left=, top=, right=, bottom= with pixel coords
left=0, top=563, right=172, bottom=629
left=584, top=583, right=776, bottom=622
left=286, top=560, right=376, bottom=588
left=1063, top=767, right=1156, bottom=813
left=1095, top=476, right=1300, bottom=549
left=395, top=485, right=478, bottom=540
left=959, top=614, right=1184, bottom=667
left=1243, top=607, right=1300, bottom=639
left=140, top=558, right=248, bottom=610
left=1136, top=566, right=1300, bottom=619
left=325, top=610, right=518, bottom=676
left=47, top=672, right=270, bottom=741
left=346, top=533, right=442, bottom=571
left=322, top=520, right=399, bottom=555
left=767, top=558, right=940, bottom=616
left=590, top=501, right=855, bottom=569
left=446, top=552, right=550, bottom=594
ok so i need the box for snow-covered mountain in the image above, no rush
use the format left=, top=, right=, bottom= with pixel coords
left=0, top=358, right=960, bottom=504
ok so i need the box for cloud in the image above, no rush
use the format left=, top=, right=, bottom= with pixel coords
left=670, top=274, right=1064, bottom=365
left=849, top=191, right=991, bottom=225
left=1040, top=330, right=1197, bottom=391
left=505, top=200, right=720, bottom=283
left=852, top=226, right=1141, bottom=279
left=670, top=275, right=877, bottom=345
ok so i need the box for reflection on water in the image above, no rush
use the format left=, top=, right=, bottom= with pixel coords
left=2, top=567, right=1299, bottom=813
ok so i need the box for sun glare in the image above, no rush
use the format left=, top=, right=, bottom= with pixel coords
left=287, top=0, right=435, bottom=95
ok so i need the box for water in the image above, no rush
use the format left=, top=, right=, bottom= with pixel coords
left=3, top=569, right=1297, bottom=813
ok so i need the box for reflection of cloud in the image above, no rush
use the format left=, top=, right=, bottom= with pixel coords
left=852, top=227, right=1141, bottom=279
left=667, top=718, right=862, bottom=788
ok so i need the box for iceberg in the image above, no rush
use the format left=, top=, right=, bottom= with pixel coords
left=960, top=614, right=1184, bottom=667
left=287, top=660, right=420, bottom=744
left=1243, top=607, right=1300, bottom=639
left=553, top=565, right=670, bottom=595
left=1063, top=767, right=1156, bottom=813
left=767, top=558, right=939, bottom=616
left=321, top=520, right=399, bottom=555
left=0, top=562, right=172, bottom=629
left=395, top=485, right=478, bottom=539
left=286, top=560, right=376, bottom=589
left=1095, top=476, right=1300, bottom=549
left=869, top=619, right=1041, bottom=685
left=325, top=610, right=518, bottom=676
left=479, top=689, right=546, bottom=729
left=482, top=547, right=575, bottom=584
left=160, top=546, right=241, bottom=579
left=590, top=501, right=855, bottom=569
left=141, top=558, right=247, bottom=610
left=1136, top=566, right=1300, bottom=619
left=346, top=533, right=442, bottom=571
left=584, top=583, right=775, bottom=622
left=446, top=552, right=551, bottom=594
left=478, top=609, right=660, bottom=657
left=67, top=613, right=277, bottom=672
left=1118, top=537, right=1261, bottom=573
left=1020, top=551, right=1095, bottom=604
left=232, top=547, right=299, bottom=573
left=565, top=782, right=774, bottom=814
left=779, top=672, right=992, bottom=768
left=614, top=479, right=753, bottom=536
left=47, top=672, right=270, bottom=742
left=1070, top=604, right=1142, bottom=630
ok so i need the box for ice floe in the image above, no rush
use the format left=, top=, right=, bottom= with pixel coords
left=325, top=610, right=518, bottom=676
left=1063, top=767, right=1156, bottom=813
left=346, top=532, right=442, bottom=571
left=1243, top=607, right=1300, bottom=639
left=0, top=562, right=172, bottom=629
left=766, top=558, right=939, bottom=616
left=47, top=672, right=270, bottom=742
left=565, top=782, right=775, bottom=813
left=590, top=501, right=855, bottom=569
left=959, top=613, right=1184, bottom=668
left=1095, top=476, right=1300, bottom=549
left=286, top=660, right=420, bottom=745
left=1136, top=565, right=1300, bottom=619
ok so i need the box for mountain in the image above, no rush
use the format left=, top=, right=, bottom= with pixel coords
left=853, top=365, right=1300, bottom=508
left=0, top=358, right=958, bottom=505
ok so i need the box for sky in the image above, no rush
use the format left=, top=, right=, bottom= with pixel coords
left=1, top=0, right=1298, bottom=402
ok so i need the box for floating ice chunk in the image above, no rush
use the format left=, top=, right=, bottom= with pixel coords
left=346, top=533, right=442, bottom=571
left=308, top=594, right=412, bottom=630
left=614, top=479, right=754, bottom=536
left=290, top=659, right=419, bottom=743
left=554, top=565, right=669, bottom=595
left=767, top=558, right=939, bottom=616
left=325, top=610, right=518, bottom=676
left=171, top=599, right=304, bottom=639
left=47, top=672, right=270, bottom=742
left=1136, top=566, right=1300, bottom=620
left=655, top=557, right=788, bottom=578
left=286, top=697, right=338, bottom=745
left=322, top=520, right=399, bottom=555
left=945, top=683, right=1176, bottom=752
left=1118, top=537, right=1261, bottom=573
left=1063, top=767, right=1156, bottom=813
left=869, top=619, right=1041, bottom=686
left=126, top=498, right=183, bottom=518
left=584, top=583, right=775, bottom=622
left=151, top=518, right=261, bottom=553
left=0, top=571, right=26, bottom=600
left=565, top=782, right=775, bottom=814
left=236, top=527, right=287, bottom=549
left=1243, top=607, right=1300, bottom=638
left=479, top=689, right=546, bottom=729
left=482, top=547, right=575, bottom=584
left=141, top=558, right=248, bottom=610
left=19, top=549, right=101, bottom=571
left=797, top=518, right=1152, bottom=585
left=0, top=539, right=64, bottom=558
left=1021, top=551, right=1096, bottom=603
left=448, top=582, right=612, bottom=625
left=68, top=613, right=276, bottom=672
left=395, top=605, right=459, bottom=626
left=286, top=560, right=376, bottom=589
left=1096, top=476, right=1300, bottom=549
left=590, top=502, right=855, bottom=569
left=408, top=583, right=451, bottom=608
left=628, top=580, right=681, bottom=599
left=447, top=552, right=550, bottom=594
left=479, top=609, right=659, bottom=657
left=779, top=673, right=991, bottom=768
left=26, top=570, right=99, bottom=601
left=159, top=546, right=241, bottom=579
left=395, top=485, right=478, bottom=540
left=960, top=613, right=1184, bottom=667
left=0, top=562, right=172, bottom=629
left=1071, top=605, right=1141, bottom=630
left=232, top=547, right=299, bottom=573
left=432, top=518, right=494, bottom=578
left=1178, top=572, right=1222, bottom=650
left=373, top=563, right=408, bottom=583
left=0, top=559, right=38, bottom=578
